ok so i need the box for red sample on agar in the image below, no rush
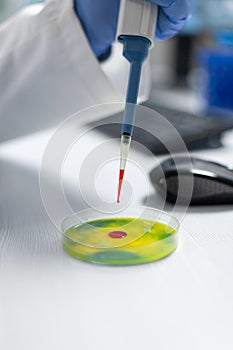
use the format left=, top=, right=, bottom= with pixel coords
left=109, top=231, right=127, bottom=239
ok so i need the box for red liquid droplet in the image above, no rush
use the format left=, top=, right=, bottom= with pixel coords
left=117, top=169, right=125, bottom=203
left=109, top=231, right=127, bottom=239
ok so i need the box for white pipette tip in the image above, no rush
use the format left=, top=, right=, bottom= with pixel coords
left=117, top=134, right=131, bottom=203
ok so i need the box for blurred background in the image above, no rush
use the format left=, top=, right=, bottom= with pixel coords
left=1, top=0, right=233, bottom=116
left=0, top=0, right=43, bottom=22
left=150, top=0, right=233, bottom=117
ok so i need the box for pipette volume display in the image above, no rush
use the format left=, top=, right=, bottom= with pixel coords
left=116, top=0, right=158, bottom=202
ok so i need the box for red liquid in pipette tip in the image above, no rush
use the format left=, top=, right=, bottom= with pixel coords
left=117, top=169, right=125, bottom=203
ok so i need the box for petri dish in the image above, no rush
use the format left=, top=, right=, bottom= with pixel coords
left=61, top=206, right=180, bottom=265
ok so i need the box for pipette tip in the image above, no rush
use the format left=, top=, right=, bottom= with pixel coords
left=117, top=169, right=125, bottom=203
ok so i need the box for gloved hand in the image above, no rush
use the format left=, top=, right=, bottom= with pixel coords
left=74, top=0, right=191, bottom=57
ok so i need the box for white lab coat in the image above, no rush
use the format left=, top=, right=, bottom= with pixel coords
left=0, top=0, right=150, bottom=142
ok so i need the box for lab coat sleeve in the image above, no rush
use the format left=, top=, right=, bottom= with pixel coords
left=0, top=0, right=151, bottom=142
left=0, top=0, right=119, bottom=141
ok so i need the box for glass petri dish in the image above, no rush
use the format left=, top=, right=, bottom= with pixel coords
left=61, top=206, right=180, bottom=265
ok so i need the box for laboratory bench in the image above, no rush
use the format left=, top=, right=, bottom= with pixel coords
left=0, top=105, right=233, bottom=350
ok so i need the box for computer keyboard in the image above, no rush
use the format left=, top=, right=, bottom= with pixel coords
left=87, top=99, right=233, bottom=154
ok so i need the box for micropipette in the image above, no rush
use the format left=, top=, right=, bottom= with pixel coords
left=116, top=0, right=158, bottom=202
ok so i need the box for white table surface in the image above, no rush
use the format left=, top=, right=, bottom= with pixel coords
left=0, top=112, right=233, bottom=350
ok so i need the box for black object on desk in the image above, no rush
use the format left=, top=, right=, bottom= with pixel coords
left=150, top=156, right=233, bottom=205
left=88, top=100, right=233, bottom=154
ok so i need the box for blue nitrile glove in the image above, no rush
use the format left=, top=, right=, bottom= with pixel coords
left=74, top=0, right=191, bottom=57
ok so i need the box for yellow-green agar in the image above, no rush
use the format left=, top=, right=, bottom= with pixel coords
left=62, top=217, right=178, bottom=265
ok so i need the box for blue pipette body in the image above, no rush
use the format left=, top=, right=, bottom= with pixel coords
left=119, top=35, right=151, bottom=136
left=116, top=35, right=151, bottom=202
left=116, top=0, right=157, bottom=202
